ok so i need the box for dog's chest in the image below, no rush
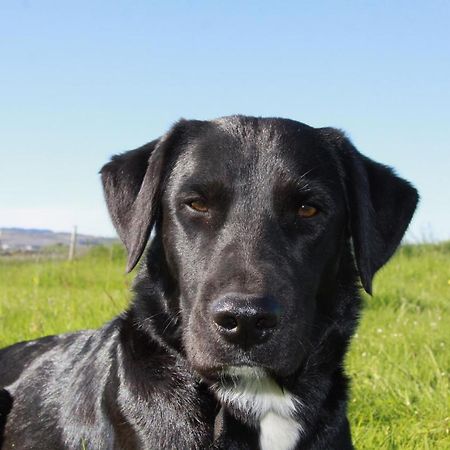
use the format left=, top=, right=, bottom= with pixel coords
left=259, top=410, right=301, bottom=450
left=214, top=369, right=302, bottom=450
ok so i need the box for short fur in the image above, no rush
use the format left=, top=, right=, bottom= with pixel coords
left=0, top=116, right=418, bottom=449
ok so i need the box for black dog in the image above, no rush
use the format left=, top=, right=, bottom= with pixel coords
left=0, top=116, right=418, bottom=449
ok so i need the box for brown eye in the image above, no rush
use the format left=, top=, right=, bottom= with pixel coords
left=298, top=204, right=318, bottom=218
left=188, top=200, right=209, bottom=213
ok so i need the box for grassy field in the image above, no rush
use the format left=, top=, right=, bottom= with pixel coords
left=0, top=243, right=449, bottom=449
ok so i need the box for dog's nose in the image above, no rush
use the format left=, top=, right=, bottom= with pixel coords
left=211, top=295, right=281, bottom=347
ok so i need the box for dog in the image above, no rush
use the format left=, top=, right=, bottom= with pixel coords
left=0, top=116, right=418, bottom=449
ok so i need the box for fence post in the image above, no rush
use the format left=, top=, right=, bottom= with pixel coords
left=68, top=226, right=77, bottom=261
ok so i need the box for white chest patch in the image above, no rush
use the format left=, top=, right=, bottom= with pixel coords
left=213, top=366, right=303, bottom=450
left=260, top=411, right=301, bottom=450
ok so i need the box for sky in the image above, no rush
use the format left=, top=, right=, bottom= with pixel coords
left=1, top=0, right=449, bottom=241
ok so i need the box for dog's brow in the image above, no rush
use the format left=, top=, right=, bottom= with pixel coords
left=180, top=180, right=228, bottom=196
left=277, top=175, right=317, bottom=194
left=298, top=167, right=317, bottom=181
left=278, top=163, right=340, bottom=194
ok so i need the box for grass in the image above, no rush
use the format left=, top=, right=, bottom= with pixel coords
left=347, top=243, right=450, bottom=449
left=0, top=243, right=449, bottom=448
left=0, top=246, right=132, bottom=342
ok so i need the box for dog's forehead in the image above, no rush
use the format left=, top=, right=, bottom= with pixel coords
left=171, top=117, right=339, bottom=186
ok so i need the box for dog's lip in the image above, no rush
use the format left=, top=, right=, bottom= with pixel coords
left=193, top=362, right=265, bottom=383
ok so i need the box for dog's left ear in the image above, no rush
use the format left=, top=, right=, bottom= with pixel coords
left=100, top=122, right=188, bottom=272
left=321, top=128, right=419, bottom=294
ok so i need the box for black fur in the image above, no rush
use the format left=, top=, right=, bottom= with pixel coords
left=0, top=116, right=418, bottom=449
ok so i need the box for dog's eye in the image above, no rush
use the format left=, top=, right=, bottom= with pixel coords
left=298, top=204, right=318, bottom=218
left=188, top=200, right=209, bottom=213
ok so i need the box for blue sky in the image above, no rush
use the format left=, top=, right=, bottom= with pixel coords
left=1, top=1, right=449, bottom=241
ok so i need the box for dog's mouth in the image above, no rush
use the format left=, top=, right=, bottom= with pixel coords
left=189, top=345, right=305, bottom=384
left=185, top=321, right=309, bottom=382
left=193, top=362, right=269, bottom=384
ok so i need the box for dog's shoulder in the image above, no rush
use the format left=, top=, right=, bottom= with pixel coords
left=0, top=320, right=125, bottom=390
left=0, top=388, right=13, bottom=447
left=0, top=334, right=67, bottom=387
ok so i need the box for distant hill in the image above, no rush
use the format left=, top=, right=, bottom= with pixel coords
left=0, top=227, right=118, bottom=252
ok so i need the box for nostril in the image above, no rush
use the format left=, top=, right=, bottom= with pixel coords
left=255, top=315, right=278, bottom=330
left=214, top=312, right=238, bottom=331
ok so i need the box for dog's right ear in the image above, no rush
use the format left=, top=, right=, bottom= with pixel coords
left=101, top=122, right=187, bottom=272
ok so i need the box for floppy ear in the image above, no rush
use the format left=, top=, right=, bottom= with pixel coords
left=100, top=123, right=186, bottom=272
left=101, top=139, right=164, bottom=272
left=322, top=129, right=419, bottom=294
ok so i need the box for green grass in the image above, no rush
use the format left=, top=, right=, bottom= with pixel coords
left=0, top=243, right=449, bottom=448
left=347, top=243, right=450, bottom=449
left=0, top=245, right=132, bottom=342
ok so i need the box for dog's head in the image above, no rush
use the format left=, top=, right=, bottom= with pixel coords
left=101, top=116, right=418, bottom=379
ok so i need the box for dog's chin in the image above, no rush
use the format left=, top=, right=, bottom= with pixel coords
left=186, top=343, right=267, bottom=382
left=185, top=337, right=306, bottom=382
left=195, top=365, right=272, bottom=390
left=191, top=362, right=258, bottom=383
left=191, top=359, right=298, bottom=385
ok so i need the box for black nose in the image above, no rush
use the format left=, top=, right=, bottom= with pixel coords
left=210, top=295, right=281, bottom=347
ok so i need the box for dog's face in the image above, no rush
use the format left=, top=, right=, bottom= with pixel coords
left=160, top=119, right=347, bottom=376
left=101, top=116, right=418, bottom=380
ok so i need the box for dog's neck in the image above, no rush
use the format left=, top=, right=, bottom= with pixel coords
left=210, top=363, right=352, bottom=449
